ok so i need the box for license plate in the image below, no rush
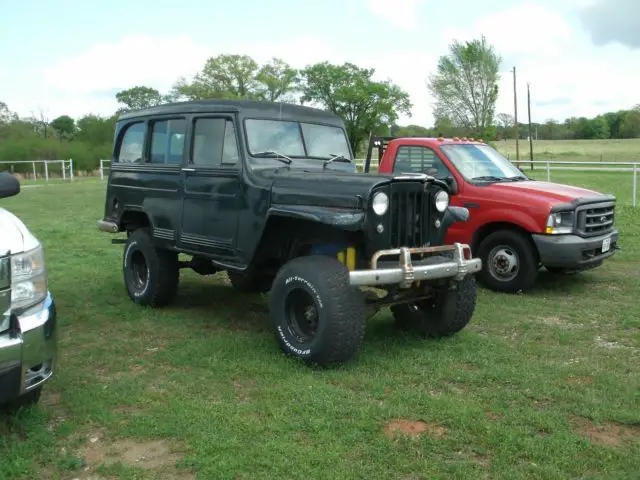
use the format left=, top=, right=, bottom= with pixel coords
left=602, top=237, right=611, bottom=253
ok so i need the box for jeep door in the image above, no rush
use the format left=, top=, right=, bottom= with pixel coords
left=178, top=114, right=241, bottom=257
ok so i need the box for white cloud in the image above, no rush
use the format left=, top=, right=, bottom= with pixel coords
left=36, top=32, right=435, bottom=124
left=366, top=0, right=424, bottom=29
left=16, top=1, right=640, bottom=129
left=44, top=34, right=210, bottom=93
left=442, top=3, right=575, bottom=57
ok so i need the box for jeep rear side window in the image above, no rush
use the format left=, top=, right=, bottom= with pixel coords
left=150, top=119, right=186, bottom=165
left=117, top=122, right=145, bottom=163
left=394, top=146, right=450, bottom=178
left=192, top=118, right=239, bottom=167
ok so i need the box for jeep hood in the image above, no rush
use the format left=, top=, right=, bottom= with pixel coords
left=489, top=180, right=611, bottom=205
left=258, top=168, right=396, bottom=209
left=0, top=208, right=40, bottom=255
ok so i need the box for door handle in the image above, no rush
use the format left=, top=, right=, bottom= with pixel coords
left=182, top=168, right=195, bottom=172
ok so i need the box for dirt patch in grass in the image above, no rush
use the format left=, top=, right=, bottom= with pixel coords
left=384, top=419, right=447, bottom=440
left=570, top=416, right=640, bottom=446
left=564, top=375, right=594, bottom=385
left=233, top=379, right=256, bottom=403
left=537, top=316, right=584, bottom=329
left=78, top=433, right=192, bottom=478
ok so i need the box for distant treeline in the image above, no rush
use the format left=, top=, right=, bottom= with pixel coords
left=0, top=103, right=114, bottom=174
left=1, top=99, right=639, bottom=176
left=395, top=106, right=640, bottom=141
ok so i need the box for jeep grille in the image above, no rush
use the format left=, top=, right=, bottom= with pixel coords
left=576, top=201, right=615, bottom=237
left=389, top=182, right=428, bottom=248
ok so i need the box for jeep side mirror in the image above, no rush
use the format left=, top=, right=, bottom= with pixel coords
left=0, top=172, right=20, bottom=199
left=444, top=176, right=458, bottom=195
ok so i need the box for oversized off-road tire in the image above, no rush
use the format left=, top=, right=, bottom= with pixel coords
left=227, top=270, right=272, bottom=294
left=1, top=387, right=42, bottom=413
left=476, top=229, right=539, bottom=293
left=391, top=274, right=477, bottom=338
left=123, top=228, right=179, bottom=307
left=268, top=255, right=366, bottom=366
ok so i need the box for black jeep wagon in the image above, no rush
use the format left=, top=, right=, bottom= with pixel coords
left=98, top=99, right=482, bottom=366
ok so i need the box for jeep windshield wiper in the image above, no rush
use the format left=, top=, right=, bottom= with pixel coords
left=252, top=150, right=293, bottom=165
left=323, top=153, right=352, bottom=169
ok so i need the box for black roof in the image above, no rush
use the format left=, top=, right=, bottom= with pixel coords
left=117, top=99, right=342, bottom=124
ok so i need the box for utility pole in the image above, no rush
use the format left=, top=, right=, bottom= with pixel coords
left=527, top=82, right=533, bottom=169
left=512, top=67, right=519, bottom=161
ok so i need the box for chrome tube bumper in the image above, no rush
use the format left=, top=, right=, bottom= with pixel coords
left=349, top=243, right=482, bottom=288
left=0, top=292, right=57, bottom=403
left=98, top=219, right=119, bottom=233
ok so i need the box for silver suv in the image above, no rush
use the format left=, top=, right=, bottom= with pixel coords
left=0, top=172, right=57, bottom=411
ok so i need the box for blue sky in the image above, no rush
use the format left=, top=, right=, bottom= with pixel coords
left=1, top=0, right=638, bottom=126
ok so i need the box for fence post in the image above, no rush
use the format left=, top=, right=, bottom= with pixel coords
left=45, top=161, right=49, bottom=182
left=546, top=161, right=550, bottom=181
left=633, top=163, right=637, bottom=208
left=32, top=161, right=36, bottom=180
left=61, top=160, right=66, bottom=180
left=69, top=159, right=74, bottom=180
left=100, top=160, right=104, bottom=180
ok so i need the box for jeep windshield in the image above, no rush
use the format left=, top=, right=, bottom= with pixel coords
left=440, top=144, right=528, bottom=183
left=245, top=119, right=352, bottom=165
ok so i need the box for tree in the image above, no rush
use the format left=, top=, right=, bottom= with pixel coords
left=496, top=113, right=514, bottom=139
left=76, top=114, right=117, bottom=145
left=427, top=36, right=501, bottom=136
left=51, top=115, right=76, bottom=139
left=172, top=54, right=299, bottom=103
left=0, top=102, right=17, bottom=124
left=255, top=57, right=299, bottom=102
left=300, top=61, right=412, bottom=154
left=115, top=86, right=168, bottom=112
left=172, top=54, right=260, bottom=100
left=619, top=106, right=640, bottom=138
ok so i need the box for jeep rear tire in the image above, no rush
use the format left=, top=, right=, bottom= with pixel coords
left=391, top=274, right=477, bottom=337
left=476, top=229, right=538, bottom=293
left=268, top=255, right=366, bottom=366
left=123, top=228, right=179, bottom=307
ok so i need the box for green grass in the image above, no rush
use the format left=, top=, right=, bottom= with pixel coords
left=495, top=138, right=640, bottom=163
left=0, top=173, right=639, bottom=479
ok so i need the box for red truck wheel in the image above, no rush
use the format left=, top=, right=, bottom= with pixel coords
left=476, top=230, right=538, bottom=293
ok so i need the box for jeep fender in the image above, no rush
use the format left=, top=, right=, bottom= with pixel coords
left=266, top=205, right=365, bottom=232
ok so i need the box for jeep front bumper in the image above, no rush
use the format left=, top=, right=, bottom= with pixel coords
left=349, top=243, right=482, bottom=288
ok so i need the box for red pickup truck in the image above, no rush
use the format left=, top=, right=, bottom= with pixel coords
left=364, top=136, right=620, bottom=293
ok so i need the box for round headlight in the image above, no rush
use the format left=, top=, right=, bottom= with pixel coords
left=435, top=190, right=449, bottom=212
left=372, top=192, right=389, bottom=216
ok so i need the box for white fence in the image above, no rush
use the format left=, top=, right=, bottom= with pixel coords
left=98, top=158, right=638, bottom=207
left=99, top=159, right=111, bottom=180
left=0, top=159, right=74, bottom=181
left=511, top=160, right=638, bottom=208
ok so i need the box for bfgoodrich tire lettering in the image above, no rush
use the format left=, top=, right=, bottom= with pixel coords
left=123, top=228, right=179, bottom=307
left=268, top=255, right=366, bottom=366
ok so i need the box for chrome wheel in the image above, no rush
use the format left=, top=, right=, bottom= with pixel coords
left=488, top=245, right=519, bottom=282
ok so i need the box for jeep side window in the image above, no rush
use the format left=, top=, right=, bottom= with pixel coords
left=150, top=119, right=186, bottom=165
left=192, top=118, right=239, bottom=167
left=117, top=122, right=145, bottom=164
left=393, top=145, right=451, bottom=178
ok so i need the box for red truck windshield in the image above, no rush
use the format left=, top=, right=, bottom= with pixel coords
left=440, top=144, right=525, bottom=181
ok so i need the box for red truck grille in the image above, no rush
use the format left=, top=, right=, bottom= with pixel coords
left=576, top=202, right=615, bottom=237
